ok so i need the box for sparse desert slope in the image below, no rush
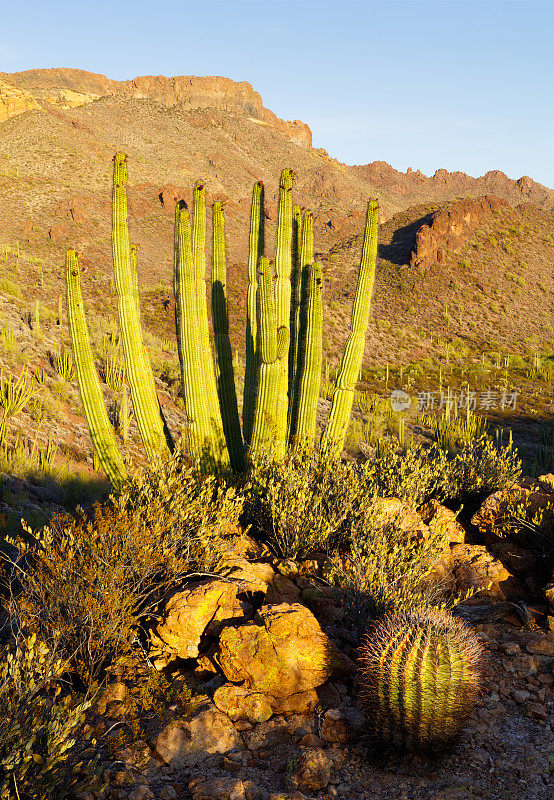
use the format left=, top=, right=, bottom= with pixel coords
left=0, top=67, right=553, bottom=480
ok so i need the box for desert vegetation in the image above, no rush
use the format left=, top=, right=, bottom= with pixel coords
left=0, top=149, right=552, bottom=800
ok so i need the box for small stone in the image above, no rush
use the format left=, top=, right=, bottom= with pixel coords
left=527, top=637, right=554, bottom=656
left=189, top=777, right=247, bottom=800
left=158, top=787, right=177, bottom=800
left=298, top=733, right=324, bottom=747
left=500, top=642, right=521, bottom=655
left=321, top=709, right=349, bottom=743
left=286, top=747, right=332, bottom=792
left=512, top=689, right=531, bottom=703
left=128, top=787, right=154, bottom=800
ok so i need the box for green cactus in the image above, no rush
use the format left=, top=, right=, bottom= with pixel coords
left=288, top=204, right=303, bottom=406
left=243, top=181, right=265, bottom=446
left=273, top=169, right=295, bottom=458
left=68, top=154, right=380, bottom=480
left=322, top=200, right=379, bottom=456
left=212, top=201, right=244, bottom=471
left=112, top=152, right=173, bottom=462
left=243, top=181, right=265, bottom=447
left=65, top=249, right=127, bottom=490
left=288, top=209, right=315, bottom=442
left=291, top=261, right=323, bottom=448
left=250, top=257, right=289, bottom=458
left=173, top=200, right=214, bottom=465
left=192, top=181, right=227, bottom=462
left=358, top=608, right=483, bottom=752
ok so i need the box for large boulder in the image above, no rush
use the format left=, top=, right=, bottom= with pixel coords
left=150, top=579, right=249, bottom=666
left=218, top=603, right=355, bottom=701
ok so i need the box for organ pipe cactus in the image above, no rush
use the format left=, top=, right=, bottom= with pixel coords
left=273, top=169, right=295, bottom=457
left=322, top=200, right=379, bottom=456
left=243, top=181, right=265, bottom=447
left=112, top=152, right=173, bottom=462
left=212, top=201, right=244, bottom=471
left=250, top=257, right=290, bottom=457
left=66, top=153, right=379, bottom=485
left=174, top=200, right=213, bottom=464
left=292, top=261, right=323, bottom=447
left=358, top=608, right=483, bottom=752
left=193, top=181, right=226, bottom=457
left=65, top=249, right=127, bottom=489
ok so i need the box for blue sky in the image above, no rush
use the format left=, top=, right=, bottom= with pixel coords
left=2, top=0, right=553, bottom=187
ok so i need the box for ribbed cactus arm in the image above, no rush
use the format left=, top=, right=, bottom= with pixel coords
left=174, top=200, right=213, bottom=463
left=212, top=201, right=244, bottom=471
left=288, top=209, right=314, bottom=442
left=273, top=168, right=295, bottom=458
left=112, top=152, right=173, bottom=462
left=288, top=204, right=303, bottom=404
left=250, top=257, right=283, bottom=459
left=192, top=181, right=227, bottom=461
left=322, top=199, right=379, bottom=456
left=243, top=180, right=264, bottom=446
left=65, top=249, right=127, bottom=489
left=292, top=261, right=323, bottom=448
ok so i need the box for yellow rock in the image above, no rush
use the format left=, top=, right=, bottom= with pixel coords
left=0, top=79, right=41, bottom=123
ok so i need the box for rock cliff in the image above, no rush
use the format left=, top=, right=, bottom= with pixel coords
left=1, top=68, right=312, bottom=147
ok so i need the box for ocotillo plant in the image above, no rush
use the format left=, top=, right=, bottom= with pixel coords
left=358, top=608, right=483, bottom=752
left=67, top=153, right=379, bottom=482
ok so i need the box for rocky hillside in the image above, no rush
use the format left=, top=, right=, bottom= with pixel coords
left=0, top=67, right=553, bottom=499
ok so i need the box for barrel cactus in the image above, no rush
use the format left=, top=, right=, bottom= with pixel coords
left=358, top=608, right=484, bottom=752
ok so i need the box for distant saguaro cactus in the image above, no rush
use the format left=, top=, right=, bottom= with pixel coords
left=358, top=608, right=483, bottom=752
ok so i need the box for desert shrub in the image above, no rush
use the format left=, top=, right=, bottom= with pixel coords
left=106, top=669, right=192, bottom=753
left=451, top=435, right=521, bottom=500
left=246, top=442, right=458, bottom=560
left=245, top=448, right=370, bottom=559
left=0, top=633, right=100, bottom=800
left=0, top=279, right=22, bottom=299
left=4, top=452, right=243, bottom=683
left=324, top=498, right=450, bottom=638
left=364, top=439, right=456, bottom=506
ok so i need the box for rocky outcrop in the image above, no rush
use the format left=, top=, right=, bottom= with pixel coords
left=2, top=68, right=312, bottom=147
left=352, top=160, right=554, bottom=212
left=410, top=195, right=509, bottom=270
left=0, top=78, right=41, bottom=122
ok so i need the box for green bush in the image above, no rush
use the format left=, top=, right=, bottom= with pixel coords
left=5, top=451, right=243, bottom=683
left=0, top=633, right=100, bottom=800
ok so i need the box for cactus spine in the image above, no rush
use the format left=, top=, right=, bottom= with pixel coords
left=212, top=201, right=244, bottom=471
left=243, top=181, right=265, bottom=447
left=273, top=169, right=295, bottom=458
left=322, top=200, right=379, bottom=456
left=174, top=200, right=214, bottom=464
left=65, top=249, right=127, bottom=489
left=112, top=152, right=173, bottom=462
left=358, top=608, right=483, bottom=752
left=250, top=257, right=289, bottom=458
